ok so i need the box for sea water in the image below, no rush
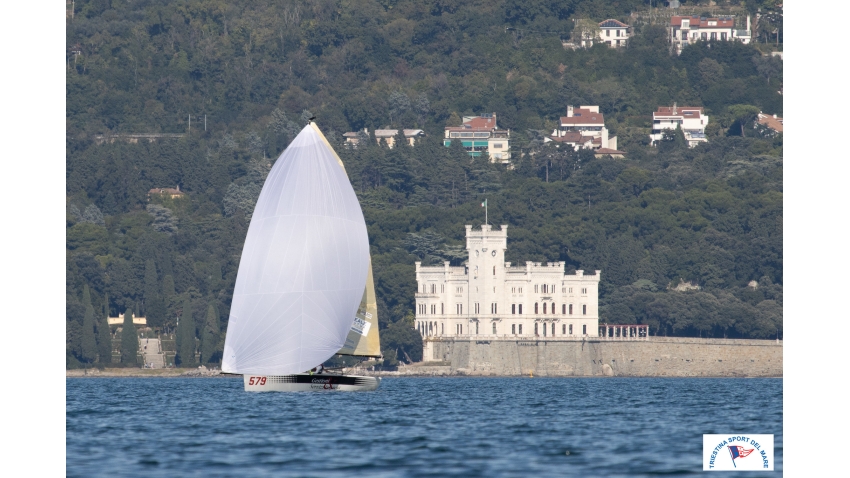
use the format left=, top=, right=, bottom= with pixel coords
left=66, top=377, right=782, bottom=477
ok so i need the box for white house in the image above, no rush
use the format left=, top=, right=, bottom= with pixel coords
left=598, top=19, right=630, bottom=48
left=670, top=15, right=752, bottom=54
left=343, top=128, right=425, bottom=148
left=444, top=113, right=511, bottom=163
left=547, top=105, right=617, bottom=151
left=649, top=104, right=709, bottom=148
left=414, top=225, right=601, bottom=352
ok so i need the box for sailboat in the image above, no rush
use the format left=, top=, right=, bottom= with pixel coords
left=222, top=122, right=382, bottom=391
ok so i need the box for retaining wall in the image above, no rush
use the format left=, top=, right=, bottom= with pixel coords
left=420, top=337, right=782, bottom=377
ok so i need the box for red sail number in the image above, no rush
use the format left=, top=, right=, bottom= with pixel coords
left=248, top=377, right=267, bottom=385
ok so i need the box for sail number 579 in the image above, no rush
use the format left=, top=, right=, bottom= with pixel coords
left=248, top=377, right=267, bottom=385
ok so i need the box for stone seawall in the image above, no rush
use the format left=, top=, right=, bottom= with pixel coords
left=416, top=337, right=782, bottom=377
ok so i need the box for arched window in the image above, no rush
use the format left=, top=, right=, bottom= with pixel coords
left=534, top=303, right=539, bottom=314
left=534, top=323, right=538, bottom=335
left=493, top=266, right=496, bottom=275
left=543, top=303, right=547, bottom=314
left=552, top=302, right=555, bottom=315
left=551, top=323, right=555, bottom=335
left=562, top=304, right=566, bottom=314
left=492, top=323, right=497, bottom=334
left=569, top=304, right=573, bottom=315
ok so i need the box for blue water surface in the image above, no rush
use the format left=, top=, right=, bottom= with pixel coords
left=66, top=377, right=782, bottom=477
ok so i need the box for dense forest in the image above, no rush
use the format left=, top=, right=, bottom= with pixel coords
left=66, top=0, right=783, bottom=368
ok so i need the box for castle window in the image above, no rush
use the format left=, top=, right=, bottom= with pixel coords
left=476, top=322, right=479, bottom=335
left=543, top=303, right=547, bottom=314
left=535, top=323, right=538, bottom=335
left=441, top=303, right=444, bottom=314
left=543, top=324, right=547, bottom=337
left=562, top=324, right=566, bottom=334
left=582, top=324, right=587, bottom=334
left=551, top=323, right=555, bottom=336
left=535, top=285, right=538, bottom=293
left=519, top=287, right=523, bottom=293
left=569, top=288, right=573, bottom=294
left=441, top=284, right=445, bottom=293
left=551, top=303, right=555, bottom=315
left=569, top=304, right=573, bottom=315
left=512, top=304, right=516, bottom=314
left=569, top=324, right=573, bottom=334
left=582, top=305, right=587, bottom=315
left=493, top=266, right=496, bottom=275
left=535, top=303, right=539, bottom=314
left=581, top=288, right=587, bottom=295
left=562, top=304, right=566, bottom=314
left=492, top=323, right=497, bottom=334
left=512, top=324, right=516, bottom=334
left=441, top=323, right=444, bottom=335
left=519, top=304, right=523, bottom=314
left=431, top=283, right=436, bottom=293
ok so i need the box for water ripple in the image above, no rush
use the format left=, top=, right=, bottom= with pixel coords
left=67, top=377, right=782, bottom=477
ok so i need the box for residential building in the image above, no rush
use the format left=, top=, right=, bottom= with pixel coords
left=444, top=113, right=511, bottom=163
left=669, top=15, right=751, bottom=54
left=594, top=148, right=627, bottom=159
left=598, top=19, right=630, bottom=48
left=343, top=128, right=425, bottom=148
left=547, top=105, right=617, bottom=151
left=649, top=104, right=709, bottom=148
left=148, top=186, right=185, bottom=199
left=414, top=224, right=601, bottom=350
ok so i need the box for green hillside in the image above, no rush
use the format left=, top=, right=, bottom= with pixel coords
left=66, top=0, right=782, bottom=367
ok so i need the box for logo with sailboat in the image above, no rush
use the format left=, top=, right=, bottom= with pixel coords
left=221, top=122, right=382, bottom=392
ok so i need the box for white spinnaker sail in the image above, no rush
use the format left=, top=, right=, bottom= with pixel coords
left=222, top=124, right=369, bottom=375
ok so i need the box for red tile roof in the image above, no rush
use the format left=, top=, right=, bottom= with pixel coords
left=559, top=108, right=604, bottom=125
left=757, top=114, right=783, bottom=133
left=599, top=19, right=629, bottom=28
left=465, top=116, right=497, bottom=129
left=595, top=148, right=626, bottom=155
left=670, top=16, right=735, bottom=28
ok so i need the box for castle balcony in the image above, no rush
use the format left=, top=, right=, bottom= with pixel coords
left=415, top=293, right=440, bottom=299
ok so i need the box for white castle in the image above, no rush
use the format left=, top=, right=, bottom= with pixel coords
left=415, top=225, right=601, bottom=342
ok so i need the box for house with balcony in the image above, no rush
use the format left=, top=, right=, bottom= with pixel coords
left=649, top=104, right=709, bottom=148
left=598, top=19, right=630, bottom=48
left=444, top=113, right=511, bottom=163
left=546, top=105, right=618, bottom=151
left=669, top=15, right=751, bottom=54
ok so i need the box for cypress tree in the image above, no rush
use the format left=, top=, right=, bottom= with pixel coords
left=120, top=307, right=139, bottom=366
left=97, top=311, right=112, bottom=364
left=162, top=274, right=176, bottom=298
left=80, top=285, right=98, bottom=363
left=177, top=298, right=196, bottom=366
left=144, top=259, right=163, bottom=328
left=201, top=303, right=219, bottom=364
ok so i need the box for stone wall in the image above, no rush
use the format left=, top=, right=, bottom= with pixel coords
left=420, top=337, right=782, bottom=377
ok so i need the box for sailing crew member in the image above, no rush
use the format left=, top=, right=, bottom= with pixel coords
left=316, top=364, right=324, bottom=374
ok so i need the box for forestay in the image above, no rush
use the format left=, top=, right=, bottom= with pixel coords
left=222, top=124, right=369, bottom=375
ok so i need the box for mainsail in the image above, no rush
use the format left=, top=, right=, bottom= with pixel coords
left=222, top=124, right=370, bottom=375
left=337, top=260, right=381, bottom=357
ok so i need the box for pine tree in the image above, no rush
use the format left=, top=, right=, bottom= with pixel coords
left=120, top=307, right=139, bottom=366
left=201, top=303, right=220, bottom=364
left=177, top=298, right=196, bottom=366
